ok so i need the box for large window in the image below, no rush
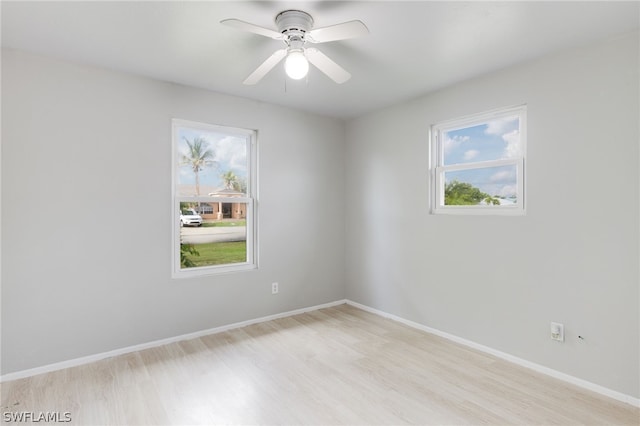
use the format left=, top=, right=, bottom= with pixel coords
left=172, top=119, right=257, bottom=277
left=431, top=105, right=526, bottom=214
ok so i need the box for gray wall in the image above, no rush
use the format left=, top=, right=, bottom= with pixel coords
left=1, top=49, right=346, bottom=374
left=345, top=31, right=639, bottom=398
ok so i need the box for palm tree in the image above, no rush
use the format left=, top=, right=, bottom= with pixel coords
left=232, top=177, right=247, bottom=194
left=221, top=170, right=238, bottom=190
left=221, top=171, right=248, bottom=194
left=181, top=137, right=216, bottom=195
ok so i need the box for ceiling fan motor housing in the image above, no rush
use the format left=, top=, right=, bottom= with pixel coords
left=276, top=10, right=314, bottom=38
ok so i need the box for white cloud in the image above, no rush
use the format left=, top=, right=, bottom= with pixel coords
left=490, top=169, right=514, bottom=183
left=502, top=129, right=521, bottom=158
left=463, top=149, right=479, bottom=161
left=483, top=178, right=517, bottom=198
left=443, top=134, right=470, bottom=155
left=483, top=116, right=521, bottom=159
left=498, top=184, right=517, bottom=198
left=484, top=116, right=518, bottom=135
left=213, top=136, right=247, bottom=175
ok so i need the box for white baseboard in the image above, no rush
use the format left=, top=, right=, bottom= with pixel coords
left=0, top=299, right=348, bottom=383
left=345, top=300, right=640, bottom=408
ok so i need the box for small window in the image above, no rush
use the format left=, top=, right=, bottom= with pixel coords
left=172, top=119, right=257, bottom=277
left=430, top=105, right=526, bottom=215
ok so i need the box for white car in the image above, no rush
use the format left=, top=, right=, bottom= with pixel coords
left=180, top=208, right=202, bottom=227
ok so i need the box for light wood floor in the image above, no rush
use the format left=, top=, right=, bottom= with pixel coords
left=1, top=304, right=638, bottom=425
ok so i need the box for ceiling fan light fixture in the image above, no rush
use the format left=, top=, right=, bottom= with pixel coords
left=221, top=9, right=368, bottom=85
left=284, top=49, right=309, bottom=80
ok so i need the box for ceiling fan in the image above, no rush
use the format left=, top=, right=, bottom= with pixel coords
left=220, top=10, right=368, bottom=85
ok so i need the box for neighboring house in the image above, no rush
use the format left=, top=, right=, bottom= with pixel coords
left=207, top=188, right=246, bottom=220
left=178, top=185, right=247, bottom=220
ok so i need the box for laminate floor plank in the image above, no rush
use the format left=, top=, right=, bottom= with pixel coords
left=2, top=304, right=638, bottom=425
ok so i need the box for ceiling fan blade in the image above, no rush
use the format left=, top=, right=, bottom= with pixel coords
left=220, top=18, right=283, bottom=40
left=305, top=48, right=351, bottom=84
left=243, top=49, right=287, bottom=85
left=307, top=20, right=369, bottom=43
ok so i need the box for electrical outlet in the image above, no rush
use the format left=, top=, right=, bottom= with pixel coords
left=551, top=322, right=564, bottom=342
left=272, top=282, right=279, bottom=294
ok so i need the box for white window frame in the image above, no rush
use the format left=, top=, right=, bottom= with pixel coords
left=430, top=105, right=526, bottom=215
left=172, top=119, right=258, bottom=278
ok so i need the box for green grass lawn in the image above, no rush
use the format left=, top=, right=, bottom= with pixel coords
left=201, top=220, right=246, bottom=228
left=182, top=241, right=246, bottom=267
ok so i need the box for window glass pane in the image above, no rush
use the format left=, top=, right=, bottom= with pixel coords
left=444, top=165, right=518, bottom=206
left=179, top=202, right=248, bottom=268
left=173, top=119, right=256, bottom=277
left=443, top=115, right=521, bottom=165
left=176, top=126, right=249, bottom=197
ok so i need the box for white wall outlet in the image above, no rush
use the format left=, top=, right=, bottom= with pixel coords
left=551, top=322, right=564, bottom=342
left=271, top=282, right=279, bottom=294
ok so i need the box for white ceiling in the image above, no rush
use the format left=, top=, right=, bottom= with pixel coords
left=2, top=1, right=638, bottom=119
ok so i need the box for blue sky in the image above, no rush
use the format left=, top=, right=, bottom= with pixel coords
left=177, top=126, right=248, bottom=189
left=443, top=115, right=520, bottom=198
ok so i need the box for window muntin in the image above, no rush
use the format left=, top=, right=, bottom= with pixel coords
left=431, top=106, right=526, bottom=214
left=172, top=119, right=257, bottom=277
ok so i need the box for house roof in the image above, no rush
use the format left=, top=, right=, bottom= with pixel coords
left=208, top=188, right=245, bottom=197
